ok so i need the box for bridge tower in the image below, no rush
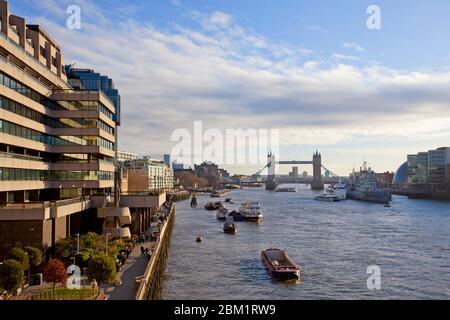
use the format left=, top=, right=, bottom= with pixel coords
left=265, top=152, right=278, bottom=190
left=311, top=150, right=324, bottom=190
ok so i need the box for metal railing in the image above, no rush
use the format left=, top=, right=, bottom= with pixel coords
left=0, top=197, right=91, bottom=209
left=0, top=151, right=44, bottom=162
left=0, top=53, right=52, bottom=93
left=0, top=201, right=51, bottom=209
left=0, top=29, right=71, bottom=90
left=52, top=89, right=115, bottom=107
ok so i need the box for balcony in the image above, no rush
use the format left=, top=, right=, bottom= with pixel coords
left=97, top=206, right=132, bottom=225
left=103, top=227, right=131, bottom=239
left=50, top=90, right=115, bottom=113
left=0, top=201, right=51, bottom=221
left=0, top=197, right=91, bottom=221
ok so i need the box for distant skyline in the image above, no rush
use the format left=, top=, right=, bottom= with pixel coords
left=12, top=0, right=450, bottom=175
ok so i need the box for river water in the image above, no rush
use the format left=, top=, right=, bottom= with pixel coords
left=162, top=185, right=450, bottom=299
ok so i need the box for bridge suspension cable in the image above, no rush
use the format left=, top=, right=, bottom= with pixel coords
left=321, top=165, right=342, bottom=178
left=241, top=162, right=270, bottom=182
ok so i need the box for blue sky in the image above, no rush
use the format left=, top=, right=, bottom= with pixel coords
left=10, top=0, right=450, bottom=175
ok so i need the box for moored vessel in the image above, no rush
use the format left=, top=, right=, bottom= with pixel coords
left=347, top=162, right=391, bottom=204
left=223, top=217, right=237, bottom=234
left=205, top=202, right=223, bottom=211
left=276, top=187, right=297, bottom=192
left=261, top=248, right=300, bottom=280
left=228, top=210, right=246, bottom=221
left=315, top=194, right=341, bottom=202
left=211, top=189, right=228, bottom=198
left=239, top=201, right=263, bottom=222
left=190, top=195, right=198, bottom=208
left=216, top=207, right=228, bottom=220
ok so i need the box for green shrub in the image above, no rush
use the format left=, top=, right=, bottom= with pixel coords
left=0, top=259, right=24, bottom=293
left=10, top=247, right=29, bottom=271
left=24, top=246, right=43, bottom=268
left=87, top=253, right=116, bottom=284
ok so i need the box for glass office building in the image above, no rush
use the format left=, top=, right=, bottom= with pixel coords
left=407, top=147, right=450, bottom=188
left=64, top=66, right=121, bottom=124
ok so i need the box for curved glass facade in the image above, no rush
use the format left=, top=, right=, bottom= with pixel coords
left=393, top=162, right=408, bottom=185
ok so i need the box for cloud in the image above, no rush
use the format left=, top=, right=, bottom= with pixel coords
left=331, top=53, right=361, bottom=61
left=22, top=2, right=450, bottom=173
left=305, top=25, right=328, bottom=34
left=342, top=42, right=365, bottom=52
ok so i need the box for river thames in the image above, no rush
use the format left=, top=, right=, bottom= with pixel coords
left=162, top=185, right=450, bottom=299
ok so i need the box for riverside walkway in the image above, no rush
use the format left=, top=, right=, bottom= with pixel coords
left=105, top=200, right=175, bottom=300
left=104, top=240, right=156, bottom=300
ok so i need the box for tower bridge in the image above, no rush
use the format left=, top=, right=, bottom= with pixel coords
left=242, top=151, right=341, bottom=191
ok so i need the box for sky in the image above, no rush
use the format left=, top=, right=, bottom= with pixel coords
left=10, top=0, right=450, bottom=175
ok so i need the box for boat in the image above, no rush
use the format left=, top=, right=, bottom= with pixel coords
left=223, top=217, right=237, bottom=234
left=224, top=184, right=242, bottom=190
left=327, top=180, right=347, bottom=200
left=261, top=248, right=300, bottom=280
left=276, top=187, right=297, bottom=192
left=216, top=207, right=228, bottom=220
left=204, top=202, right=223, bottom=211
left=190, top=195, right=198, bottom=208
left=228, top=210, right=246, bottom=221
left=211, top=189, right=228, bottom=198
left=239, top=201, right=263, bottom=222
left=225, top=198, right=233, bottom=203
left=315, top=193, right=341, bottom=202
left=347, top=162, right=392, bottom=204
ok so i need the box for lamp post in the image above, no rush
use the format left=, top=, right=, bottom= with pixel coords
left=75, top=233, right=80, bottom=255
left=105, top=233, right=111, bottom=254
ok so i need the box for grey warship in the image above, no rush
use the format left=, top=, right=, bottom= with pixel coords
left=347, top=162, right=391, bottom=204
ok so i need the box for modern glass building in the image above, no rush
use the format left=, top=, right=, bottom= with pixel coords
left=407, top=147, right=450, bottom=188
left=64, top=66, right=121, bottom=124
left=393, top=162, right=408, bottom=185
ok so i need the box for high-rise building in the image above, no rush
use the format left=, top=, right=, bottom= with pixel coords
left=65, top=66, right=121, bottom=124
left=163, top=154, right=171, bottom=168
left=0, top=1, right=126, bottom=257
left=407, top=147, right=450, bottom=189
left=291, top=166, right=298, bottom=179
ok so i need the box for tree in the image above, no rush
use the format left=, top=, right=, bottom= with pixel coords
left=10, top=247, right=29, bottom=271
left=87, top=254, right=116, bottom=284
left=24, top=246, right=43, bottom=269
left=0, top=259, right=24, bottom=294
left=24, top=246, right=43, bottom=284
left=43, top=259, right=67, bottom=294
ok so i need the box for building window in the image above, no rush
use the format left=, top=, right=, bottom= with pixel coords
left=40, top=46, right=46, bottom=57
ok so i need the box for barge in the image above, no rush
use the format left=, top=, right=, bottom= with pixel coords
left=261, top=248, right=300, bottom=280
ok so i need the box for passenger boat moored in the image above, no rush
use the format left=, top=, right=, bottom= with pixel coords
left=261, top=248, right=300, bottom=280
left=239, top=201, right=263, bottom=222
